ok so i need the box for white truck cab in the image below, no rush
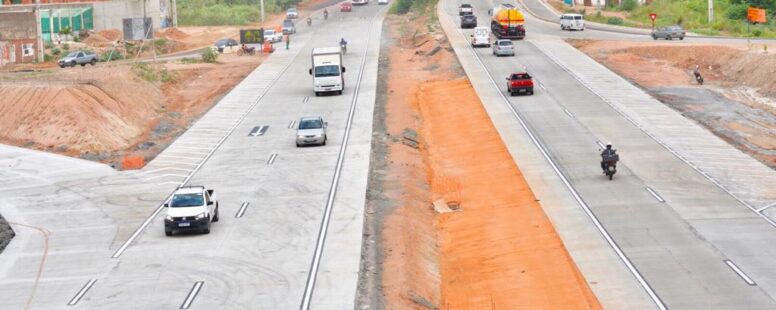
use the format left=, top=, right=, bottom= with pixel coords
left=164, top=186, right=219, bottom=236
left=309, top=47, right=346, bottom=96
left=560, top=13, right=585, bottom=31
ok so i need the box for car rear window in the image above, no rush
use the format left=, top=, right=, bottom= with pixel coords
left=512, top=73, right=530, bottom=79
left=499, top=41, right=512, bottom=46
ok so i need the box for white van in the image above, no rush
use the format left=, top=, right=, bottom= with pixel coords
left=560, top=13, right=584, bottom=31
left=471, top=26, right=491, bottom=47
left=309, top=47, right=346, bottom=96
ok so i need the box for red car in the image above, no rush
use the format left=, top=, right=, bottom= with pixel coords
left=340, top=2, right=352, bottom=12
left=506, top=72, right=534, bottom=96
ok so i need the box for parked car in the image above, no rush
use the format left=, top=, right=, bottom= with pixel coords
left=282, top=19, right=296, bottom=35
left=213, top=38, right=239, bottom=53
left=460, top=14, right=477, bottom=28
left=506, top=72, right=534, bottom=95
left=471, top=26, right=491, bottom=47
left=459, top=3, right=473, bottom=16
left=58, top=50, right=98, bottom=68
left=378, top=0, right=389, bottom=4
left=353, top=0, right=368, bottom=4
left=492, top=39, right=515, bottom=57
left=263, top=29, right=282, bottom=43
left=296, top=116, right=328, bottom=147
left=341, top=1, right=352, bottom=12
left=286, top=7, right=298, bottom=19
left=652, top=25, right=685, bottom=40
left=560, top=13, right=584, bottom=31
left=164, top=186, right=219, bottom=236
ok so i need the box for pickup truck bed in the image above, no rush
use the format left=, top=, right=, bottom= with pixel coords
left=507, top=72, right=534, bottom=96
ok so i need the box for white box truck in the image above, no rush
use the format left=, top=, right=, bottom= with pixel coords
left=309, top=47, right=346, bottom=96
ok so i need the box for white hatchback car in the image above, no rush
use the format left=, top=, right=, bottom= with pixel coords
left=378, top=0, right=388, bottom=4
left=471, top=26, right=491, bottom=47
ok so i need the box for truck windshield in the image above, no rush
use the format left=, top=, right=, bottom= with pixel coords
left=171, top=193, right=204, bottom=207
left=314, top=65, right=340, bottom=77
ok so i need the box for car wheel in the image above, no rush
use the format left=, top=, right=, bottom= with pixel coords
left=322, top=137, right=327, bottom=146
left=165, top=230, right=172, bottom=236
left=59, top=65, right=66, bottom=68
left=70, top=62, right=77, bottom=67
left=680, top=36, right=684, bottom=40
left=510, top=91, right=515, bottom=96
left=81, top=63, right=86, bottom=67
left=212, top=206, right=219, bottom=222
left=652, top=35, right=657, bottom=40
left=296, top=142, right=301, bottom=147
left=90, top=59, right=96, bottom=65
left=202, top=222, right=211, bottom=234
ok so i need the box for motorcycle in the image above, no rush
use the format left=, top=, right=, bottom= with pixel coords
left=324, top=9, right=329, bottom=20
left=236, top=45, right=256, bottom=56
left=307, top=17, right=312, bottom=26
left=694, top=70, right=704, bottom=85
left=602, top=162, right=617, bottom=180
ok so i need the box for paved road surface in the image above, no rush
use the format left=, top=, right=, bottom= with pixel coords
left=441, top=0, right=776, bottom=308
left=0, top=3, right=385, bottom=309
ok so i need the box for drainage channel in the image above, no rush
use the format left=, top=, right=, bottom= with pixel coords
left=299, top=5, right=387, bottom=310
left=443, top=9, right=667, bottom=310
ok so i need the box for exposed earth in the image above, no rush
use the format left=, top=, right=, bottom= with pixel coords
left=570, top=39, right=776, bottom=169
left=358, top=9, right=600, bottom=309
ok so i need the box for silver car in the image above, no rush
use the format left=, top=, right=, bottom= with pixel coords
left=492, top=39, right=515, bottom=57
left=296, top=117, right=327, bottom=147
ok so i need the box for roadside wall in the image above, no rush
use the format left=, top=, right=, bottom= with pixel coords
left=92, top=0, right=161, bottom=32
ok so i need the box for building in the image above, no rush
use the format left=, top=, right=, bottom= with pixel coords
left=0, top=11, right=39, bottom=65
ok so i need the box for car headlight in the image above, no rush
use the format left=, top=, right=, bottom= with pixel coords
left=165, top=215, right=173, bottom=221
left=195, top=212, right=207, bottom=219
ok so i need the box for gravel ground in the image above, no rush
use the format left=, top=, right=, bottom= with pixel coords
left=0, top=215, right=14, bottom=254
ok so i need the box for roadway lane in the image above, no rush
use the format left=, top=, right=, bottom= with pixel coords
left=82, top=3, right=386, bottom=309
left=441, top=0, right=776, bottom=308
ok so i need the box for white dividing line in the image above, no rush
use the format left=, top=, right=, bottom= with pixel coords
left=645, top=187, right=666, bottom=203
left=444, top=10, right=667, bottom=310
left=303, top=96, right=310, bottom=103
left=300, top=6, right=387, bottom=310
left=596, top=140, right=606, bottom=149
left=724, top=260, right=757, bottom=286
left=288, top=120, right=297, bottom=129
left=67, top=278, right=97, bottom=306
left=136, top=167, right=192, bottom=175
left=563, top=108, right=574, bottom=118
left=155, top=154, right=204, bottom=161
left=756, top=202, right=776, bottom=213
left=180, top=281, right=204, bottom=309
left=266, top=153, right=278, bottom=165
left=112, top=36, right=299, bottom=259
left=143, top=174, right=188, bottom=181
left=539, top=83, right=547, bottom=91
left=149, top=161, right=199, bottom=166
left=235, top=202, right=250, bottom=218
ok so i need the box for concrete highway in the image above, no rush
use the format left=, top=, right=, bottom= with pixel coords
left=440, top=0, right=776, bottom=308
left=0, top=3, right=384, bottom=309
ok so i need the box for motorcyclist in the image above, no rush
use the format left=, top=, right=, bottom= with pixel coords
left=323, top=8, right=329, bottom=20
left=600, top=143, right=618, bottom=173
left=307, top=17, right=312, bottom=26
left=693, top=65, right=703, bottom=84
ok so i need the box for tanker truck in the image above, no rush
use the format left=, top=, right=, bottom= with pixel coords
left=488, top=4, right=525, bottom=40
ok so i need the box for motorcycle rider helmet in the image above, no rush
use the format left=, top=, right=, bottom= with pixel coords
left=606, top=142, right=612, bottom=149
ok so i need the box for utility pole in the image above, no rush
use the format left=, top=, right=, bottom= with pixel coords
left=34, top=0, right=44, bottom=62
left=260, top=0, right=265, bottom=22
left=708, top=0, right=714, bottom=23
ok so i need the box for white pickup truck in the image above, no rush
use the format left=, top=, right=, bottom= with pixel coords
left=164, top=186, right=220, bottom=236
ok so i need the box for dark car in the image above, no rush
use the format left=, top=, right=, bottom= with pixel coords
left=460, top=14, right=477, bottom=29
left=652, top=25, right=685, bottom=40
left=214, top=38, right=238, bottom=48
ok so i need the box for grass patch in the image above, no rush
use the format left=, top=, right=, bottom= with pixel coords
left=178, top=0, right=302, bottom=25
left=132, top=63, right=177, bottom=83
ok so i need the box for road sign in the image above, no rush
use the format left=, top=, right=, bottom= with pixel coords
left=240, top=29, right=264, bottom=44
left=747, top=7, right=766, bottom=24
left=649, top=13, right=657, bottom=21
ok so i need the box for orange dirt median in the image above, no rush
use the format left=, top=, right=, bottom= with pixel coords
left=415, top=79, right=601, bottom=309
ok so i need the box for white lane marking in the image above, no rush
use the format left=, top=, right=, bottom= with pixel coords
left=303, top=96, right=310, bottom=103
left=756, top=202, right=776, bottom=213
left=724, top=260, right=757, bottom=286
left=645, top=187, right=666, bottom=203
left=596, top=140, right=605, bottom=149
left=539, top=83, right=547, bottom=90
left=300, top=5, right=388, bottom=310
left=67, top=278, right=97, bottom=306
left=235, top=202, right=250, bottom=218
left=142, top=174, right=188, bottom=181
left=180, top=281, right=204, bottom=309
left=266, top=153, right=278, bottom=165
left=155, top=154, right=204, bottom=161
left=563, top=108, right=574, bottom=118
left=288, top=120, right=297, bottom=129
left=444, top=10, right=667, bottom=310
left=148, top=161, right=200, bottom=166
left=112, top=37, right=299, bottom=259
